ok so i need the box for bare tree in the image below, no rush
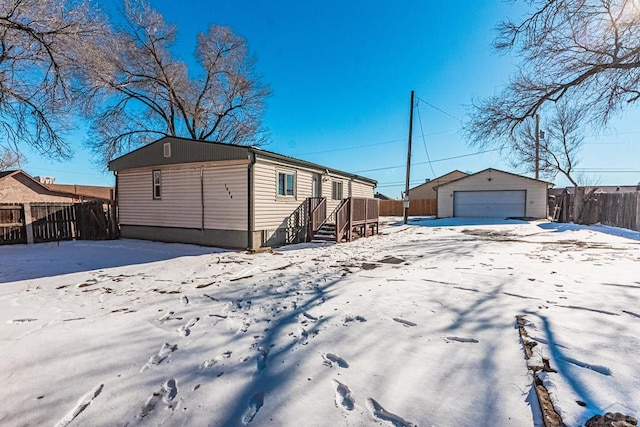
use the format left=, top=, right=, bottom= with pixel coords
left=0, top=0, right=106, bottom=159
left=86, top=0, right=269, bottom=162
left=466, top=0, right=640, bottom=146
left=0, top=146, right=21, bottom=169
left=509, top=102, right=585, bottom=187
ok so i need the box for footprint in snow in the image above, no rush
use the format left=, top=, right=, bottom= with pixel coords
left=201, top=350, right=232, bottom=369
left=137, top=392, right=160, bottom=420
left=343, top=315, right=367, bottom=325
left=54, top=384, right=103, bottom=427
left=137, top=379, right=178, bottom=419
left=161, top=379, right=178, bottom=403
left=178, top=317, right=200, bottom=337
left=241, top=392, right=265, bottom=425
left=366, top=398, right=416, bottom=427
left=140, top=343, right=178, bottom=372
left=323, top=353, right=349, bottom=368
left=180, top=295, right=189, bottom=305
left=157, top=311, right=174, bottom=323
left=256, top=348, right=269, bottom=372
left=393, top=318, right=417, bottom=327
left=332, top=380, right=354, bottom=411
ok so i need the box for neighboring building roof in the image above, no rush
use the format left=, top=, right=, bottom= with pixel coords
left=409, top=170, right=469, bottom=192
left=0, top=170, right=53, bottom=193
left=108, top=136, right=377, bottom=185
left=374, top=192, right=394, bottom=200
left=437, top=168, right=554, bottom=189
left=0, top=170, right=113, bottom=201
left=46, top=184, right=113, bottom=201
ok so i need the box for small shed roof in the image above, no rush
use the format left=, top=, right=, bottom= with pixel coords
left=436, top=168, right=553, bottom=189
left=108, top=136, right=377, bottom=185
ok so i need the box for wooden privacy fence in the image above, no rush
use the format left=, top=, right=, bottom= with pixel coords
left=379, top=199, right=437, bottom=216
left=0, top=201, right=118, bottom=245
left=580, top=192, right=640, bottom=231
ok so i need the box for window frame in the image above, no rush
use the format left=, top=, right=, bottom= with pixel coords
left=152, top=170, right=162, bottom=200
left=332, top=180, right=343, bottom=200
left=277, top=170, right=296, bottom=199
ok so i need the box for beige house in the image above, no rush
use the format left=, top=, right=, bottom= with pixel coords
left=408, top=170, right=468, bottom=200
left=436, top=168, right=552, bottom=219
left=0, top=170, right=79, bottom=204
left=108, top=136, right=377, bottom=250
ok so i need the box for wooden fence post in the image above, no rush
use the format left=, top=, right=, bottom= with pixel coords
left=23, top=203, right=34, bottom=244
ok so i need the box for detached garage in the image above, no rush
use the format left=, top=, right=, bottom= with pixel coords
left=436, top=168, right=552, bottom=219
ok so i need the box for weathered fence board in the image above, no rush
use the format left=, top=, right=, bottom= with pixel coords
left=0, top=201, right=118, bottom=245
left=379, top=199, right=437, bottom=216
left=553, top=190, right=640, bottom=232
left=31, top=203, right=77, bottom=243
left=0, top=204, right=27, bottom=245
left=581, top=192, right=640, bottom=231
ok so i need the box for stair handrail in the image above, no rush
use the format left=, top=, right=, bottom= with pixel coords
left=334, top=198, right=351, bottom=242
left=308, top=197, right=327, bottom=234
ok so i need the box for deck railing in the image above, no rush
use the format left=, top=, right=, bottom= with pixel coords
left=335, top=197, right=379, bottom=242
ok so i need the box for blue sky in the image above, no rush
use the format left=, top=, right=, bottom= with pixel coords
left=20, top=1, right=640, bottom=196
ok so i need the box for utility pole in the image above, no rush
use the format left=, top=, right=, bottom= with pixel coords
left=535, top=114, right=540, bottom=180
left=403, top=90, right=414, bottom=225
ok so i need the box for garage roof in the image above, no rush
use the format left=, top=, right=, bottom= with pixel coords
left=436, top=168, right=553, bottom=189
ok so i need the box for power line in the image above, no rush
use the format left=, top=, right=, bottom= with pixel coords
left=414, top=96, right=461, bottom=122
left=289, top=129, right=458, bottom=156
left=354, top=148, right=500, bottom=173
left=290, top=138, right=405, bottom=155
left=415, top=101, right=437, bottom=178
left=574, top=169, right=640, bottom=173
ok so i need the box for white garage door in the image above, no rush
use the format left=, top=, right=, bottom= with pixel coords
left=453, top=190, right=526, bottom=218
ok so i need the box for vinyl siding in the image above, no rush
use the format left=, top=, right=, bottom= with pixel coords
left=349, top=179, right=374, bottom=198
left=253, top=159, right=376, bottom=230
left=118, top=163, right=247, bottom=230
left=437, top=170, right=549, bottom=218
left=253, top=160, right=312, bottom=230
left=203, top=166, right=248, bottom=230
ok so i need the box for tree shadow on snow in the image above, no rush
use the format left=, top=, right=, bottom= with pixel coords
left=0, top=238, right=225, bottom=284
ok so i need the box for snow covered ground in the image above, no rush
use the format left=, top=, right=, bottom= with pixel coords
left=1, top=217, right=639, bottom=427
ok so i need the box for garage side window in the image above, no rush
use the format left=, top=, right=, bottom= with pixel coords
left=332, top=180, right=343, bottom=200
left=278, top=171, right=295, bottom=197
left=153, top=170, right=162, bottom=200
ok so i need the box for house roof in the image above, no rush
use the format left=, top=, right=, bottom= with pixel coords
left=409, top=170, right=468, bottom=192
left=1, top=170, right=113, bottom=200
left=0, top=170, right=53, bottom=193
left=0, top=170, right=18, bottom=179
left=108, top=136, right=377, bottom=185
left=436, top=168, right=554, bottom=189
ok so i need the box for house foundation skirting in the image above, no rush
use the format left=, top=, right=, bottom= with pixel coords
left=120, top=225, right=249, bottom=249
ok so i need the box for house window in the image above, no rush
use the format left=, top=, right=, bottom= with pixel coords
left=278, top=171, right=295, bottom=197
left=153, top=170, right=162, bottom=199
left=332, top=180, right=343, bottom=200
